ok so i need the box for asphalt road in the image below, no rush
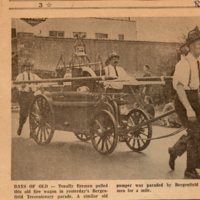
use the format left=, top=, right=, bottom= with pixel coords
left=12, top=112, right=190, bottom=180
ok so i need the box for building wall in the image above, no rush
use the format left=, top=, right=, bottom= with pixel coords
left=13, top=33, right=180, bottom=78
left=12, top=18, right=137, bottom=41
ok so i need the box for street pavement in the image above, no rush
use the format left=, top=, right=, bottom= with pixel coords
left=12, top=112, right=189, bottom=180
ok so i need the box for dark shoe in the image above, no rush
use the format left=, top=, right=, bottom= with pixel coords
left=168, top=147, right=177, bottom=170
left=17, top=126, right=22, bottom=136
left=184, top=169, right=200, bottom=179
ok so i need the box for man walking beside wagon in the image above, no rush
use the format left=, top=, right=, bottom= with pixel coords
left=169, top=26, right=200, bottom=179
left=15, top=59, right=41, bottom=137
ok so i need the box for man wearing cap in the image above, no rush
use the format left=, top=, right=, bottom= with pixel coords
left=104, top=52, right=135, bottom=91
left=15, top=59, right=41, bottom=136
left=168, top=26, right=200, bottom=179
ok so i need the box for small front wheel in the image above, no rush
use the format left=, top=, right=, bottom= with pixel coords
left=125, top=109, right=152, bottom=152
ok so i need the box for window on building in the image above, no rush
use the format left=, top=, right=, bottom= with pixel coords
left=95, top=33, right=108, bottom=40
left=49, top=31, right=57, bottom=37
left=49, top=31, right=64, bottom=38
left=57, top=31, right=64, bottom=38
left=73, top=32, right=87, bottom=38
left=118, top=34, right=124, bottom=40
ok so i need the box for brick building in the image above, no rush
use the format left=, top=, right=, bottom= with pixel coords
left=12, top=18, right=180, bottom=79
left=12, top=18, right=137, bottom=41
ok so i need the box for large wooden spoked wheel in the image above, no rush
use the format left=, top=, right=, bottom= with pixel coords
left=29, top=95, right=55, bottom=145
left=90, top=110, right=118, bottom=155
left=74, top=132, right=90, bottom=142
left=125, top=109, right=152, bottom=152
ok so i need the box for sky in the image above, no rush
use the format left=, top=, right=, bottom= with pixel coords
left=135, top=17, right=200, bottom=43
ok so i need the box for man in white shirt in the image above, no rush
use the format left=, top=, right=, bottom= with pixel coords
left=168, top=26, right=200, bottom=179
left=15, top=59, right=41, bottom=136
left=104, top=52, right=136, bottom=91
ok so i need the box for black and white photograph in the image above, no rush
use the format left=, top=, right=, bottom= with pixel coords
left=11, top=17, right=200, bottom=181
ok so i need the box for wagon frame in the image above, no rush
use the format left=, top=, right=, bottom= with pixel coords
left=13, top=75, right=185, bottom=155
left=28, top=88, right=153, bottom=155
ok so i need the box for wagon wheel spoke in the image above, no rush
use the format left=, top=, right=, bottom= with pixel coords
left=45, top=122, right=51, bottom=129
left=132, top=137, right=136, bottom=148
left=137, top=138, right=141, bottom=149
left=30, top=112, right=40, bottom=118
left=131, top=111, right=140, bottom=124
left=80, top=134, right=84, bottom=140
left=32, top=101, right=40, bottom=114
left=36, top=97, right=43, bottom=110
left=128, top=117, right=135, bottom=127
left=106, top=137, right=112, bottom=146
left=45, top=127, right=51, bottom=137
left=141, top=125, right=148, bottom=129
left=36, top=126, right=41, bottom=139
left=43, top=127, right=47, bottom=141
left=37, top=97, right=47, bottom=114
left=105, top=141, right=109, bottom=151
left=30, top=106, right=40, bottom=125
left=130, top=113, right=137, bottom=123
left=32, top=116, right=39, bottom=124
left=95, top=119, right=105, bottom=132
left=45, top=117, right=53, bottom=125
left=101, top=138, right=105, bottom=151
left=96, top=137, right=102, bottom=146
left=44, top=107, right=52, bottom=119
left=30, top=116, right=39, bottom=129
left=126, top=137, right=132, bottom=143
left=140, top=132, right=148, bottom=137
left=40, top=127, right=43, bottom=143
left=45, top=126, right=50, bottom=136
left=138, top=135, right=146, bottom=144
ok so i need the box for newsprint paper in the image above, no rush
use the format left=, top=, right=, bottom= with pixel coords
left=1, top=0, right=200, bottom=199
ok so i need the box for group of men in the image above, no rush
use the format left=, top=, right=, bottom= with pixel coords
left=14, top=26, right=200, bottom=179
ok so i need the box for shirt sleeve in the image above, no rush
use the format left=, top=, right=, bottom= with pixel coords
left=173, top=59, right=190, bottom=90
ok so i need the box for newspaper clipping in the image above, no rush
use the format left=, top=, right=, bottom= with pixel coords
left=0, top=0, right=200, bottom=199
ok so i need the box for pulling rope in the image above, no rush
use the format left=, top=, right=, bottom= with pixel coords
left=126, top=109, right=186, bottom=141
left=131, top=109, right=176, bottom=131
left=136, top=127, right=186, bottom=141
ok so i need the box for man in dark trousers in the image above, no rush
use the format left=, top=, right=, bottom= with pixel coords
left=168, top=26, right=200, bottom=179
left=16, top=59, right=41, bottom=136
